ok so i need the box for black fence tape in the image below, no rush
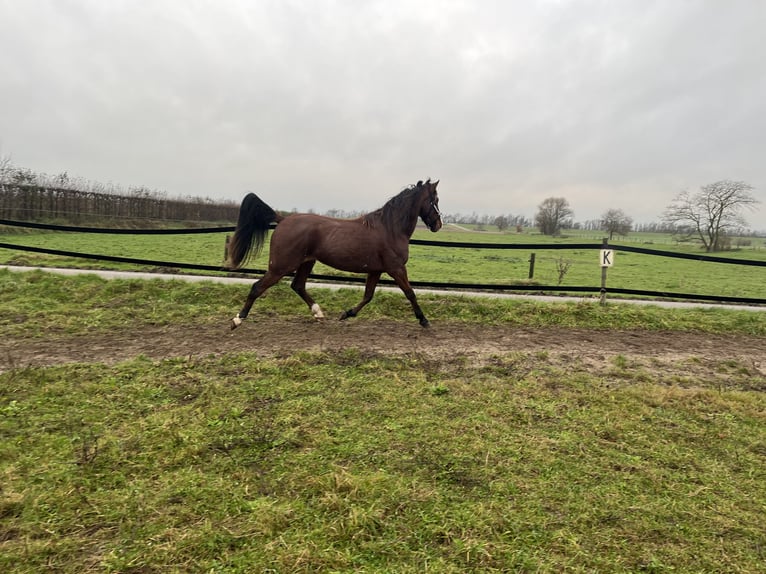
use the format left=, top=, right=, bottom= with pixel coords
left=0, top=242, right=229, bottom=273
left=410, top=238, right=604, bottom=250
left=0, top=218, right=236, bottom=235
left=613, top=243, right=766, bottom=267
left=1, top=219, right=764, bottom=305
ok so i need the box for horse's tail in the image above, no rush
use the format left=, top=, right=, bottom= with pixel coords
left=225, top=193, right=283, bottom=269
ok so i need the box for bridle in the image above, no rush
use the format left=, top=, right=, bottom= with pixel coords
left=423, top=196, right=442, bottom=231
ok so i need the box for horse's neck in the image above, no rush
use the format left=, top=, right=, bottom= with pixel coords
left=383, top=210, right=419, bottom=238
left=402, top=215, right=419, bottom=238
left=363, top=209, right=418, bottom=238
left=384, top=196, right=422, bottom=237
left=402, top=199, right=423, bottom=237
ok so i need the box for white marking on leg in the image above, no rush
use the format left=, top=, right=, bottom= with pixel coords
left=232, top=315, right=243, bottom=327
left=311, top=303, right=325, bottom=319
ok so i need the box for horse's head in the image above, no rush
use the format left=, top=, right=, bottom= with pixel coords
left=418, top=179, right=442, bottom=232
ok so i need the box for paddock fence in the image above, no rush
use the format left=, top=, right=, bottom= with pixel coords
left=0, top=183, right=239, bottom=223
left=1, top=219, right=764, bottom=306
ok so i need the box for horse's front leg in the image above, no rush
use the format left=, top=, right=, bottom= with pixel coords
left=388, top=267, right=430, bottom=328
left=340, top=271, right=381, bottom=321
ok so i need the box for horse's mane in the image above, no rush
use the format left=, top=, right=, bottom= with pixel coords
left=363, top=182, right=425, bottom=233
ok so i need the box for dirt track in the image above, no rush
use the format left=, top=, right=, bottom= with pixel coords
left=3, top=317, right=765, bottom=378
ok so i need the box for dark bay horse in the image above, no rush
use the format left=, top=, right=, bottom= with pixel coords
left=225, top=179, right=442, bottom=329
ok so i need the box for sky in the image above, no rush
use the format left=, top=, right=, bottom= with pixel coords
left=1, top=0, right=765, bottom=229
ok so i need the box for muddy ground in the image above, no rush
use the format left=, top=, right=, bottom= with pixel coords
left=3, top=317, right=765, bottom=388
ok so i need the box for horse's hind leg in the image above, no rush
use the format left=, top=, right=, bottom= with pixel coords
left=291, top=260, right=325, bottom=319
left=231, top=270, right=283, bottom=329
left=340, top=272, right=381, bottom=321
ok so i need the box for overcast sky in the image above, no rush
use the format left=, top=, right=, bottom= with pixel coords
left=1, top=0, right=764, bottom=228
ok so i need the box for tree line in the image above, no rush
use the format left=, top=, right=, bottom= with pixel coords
left=0, top=158, right=238, bottom=224
left=531, top=180, right=761, bottom=252
left=1, top=157, right=760, bottom=251
left=0, top=183, right=239, bottom=225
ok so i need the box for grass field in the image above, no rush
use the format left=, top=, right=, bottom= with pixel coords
left=1, top=226, right=765, bottom=301
left=3, top=350, right=765, bottom=573
left=1, top=271, right=766, bottom=572
left=1, top=269, right=765, bottom=339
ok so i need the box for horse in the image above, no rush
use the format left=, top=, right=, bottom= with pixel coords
left=225, top=179, right=442, bottom=330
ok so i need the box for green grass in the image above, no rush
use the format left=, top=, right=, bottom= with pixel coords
left=2, top=350, right=765, bottom=572
left=1, top=228, right=765, bottom=300
left=1, top=271, right=765, bottom=572
left=1, top=270, right=765, bottom=338
left=0, top=229, right=228, bottom=271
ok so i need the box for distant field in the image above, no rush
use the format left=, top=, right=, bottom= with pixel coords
left=1, top=226, right=765, bottom=300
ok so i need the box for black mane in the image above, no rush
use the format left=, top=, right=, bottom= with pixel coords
left=363, top=181, right=426, bottom=233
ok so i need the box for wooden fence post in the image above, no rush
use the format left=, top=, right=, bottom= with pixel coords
left=600, top=238, right=610, bottom=305
left=528, top=253, right=536, bottom=279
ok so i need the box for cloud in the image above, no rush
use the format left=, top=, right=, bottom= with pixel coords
left=1, top=0, right=764, bottom=227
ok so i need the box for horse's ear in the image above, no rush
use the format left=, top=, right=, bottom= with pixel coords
left=433, top=179, right=439, bottom=188
left=416, top=180, right=423, bottom=187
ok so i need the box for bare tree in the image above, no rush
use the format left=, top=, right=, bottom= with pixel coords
left=0, top=153, right=14, bottom=183
left=535, top=197, right=573, bottom=236
left=663, top=180, right=759, bottom=252
left=493, top=215, right=510, bottom=231
left=601, top=208, right=633, bottom=240
left=482, top=214, right=494, bottom=229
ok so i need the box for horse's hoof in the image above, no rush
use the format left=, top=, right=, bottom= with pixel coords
left=339, top=309, right=354, bottom=321
left=420, top=319, right=431, bottom=328
left=311, top=303, right=326, bottom=320
left=231, top=316, right=243, bottom=330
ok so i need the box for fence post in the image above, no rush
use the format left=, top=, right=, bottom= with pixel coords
left=528, top=253, right=536, bottom=279
left=600, top=238, right=609, bottom=305
left=224, top=234, right=230, bottom=263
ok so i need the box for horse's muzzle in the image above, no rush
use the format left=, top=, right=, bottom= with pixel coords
left=429, top=219, right=443, bottom=232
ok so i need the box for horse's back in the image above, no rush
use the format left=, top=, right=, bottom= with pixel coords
left=273, top=213, right=358, bottom=242
left=270, top=213, right=402, bottom=273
